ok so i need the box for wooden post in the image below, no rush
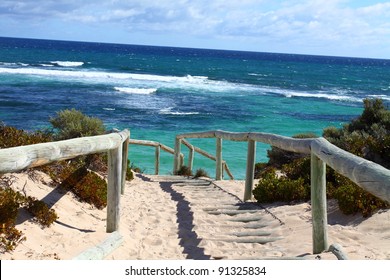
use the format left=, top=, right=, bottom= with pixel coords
left=155, top=145, right=160, bottom=175
left=216, top=137, right=223, bottom=180
left=121, top=137, right=129, bottom=195
left=173, top=137, right=182, bottom=174
left=188, top=146, right=194, bottom=173
left=180, top=153, right=184, bottom=169
left=311, top=152, right=328, bottom=254
left=244, top=140, right=256, bottom=201
left=107, top=145, right=123, bottom=233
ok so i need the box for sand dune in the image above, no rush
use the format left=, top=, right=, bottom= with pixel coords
left=1, top=171, right=389, bottom=260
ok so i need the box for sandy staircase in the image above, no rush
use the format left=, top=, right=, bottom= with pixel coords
left=153, top=175, right=290, bottom=260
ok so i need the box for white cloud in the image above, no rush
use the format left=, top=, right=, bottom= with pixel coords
left=1, top=0, right=390, bottom=57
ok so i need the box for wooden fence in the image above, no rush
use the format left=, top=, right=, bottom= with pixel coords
left=129, top=138, right=234, bottom=179
left=0, top=129, right=130, bottom=233
left=173, top=130, right=390, bottom=254
left=2, top=128, right=389, bottom=256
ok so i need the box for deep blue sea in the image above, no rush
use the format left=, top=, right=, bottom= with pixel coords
left=1, top=37, right=389, bottom=178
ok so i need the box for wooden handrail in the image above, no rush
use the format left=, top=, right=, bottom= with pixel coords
left=178, top=130, right=313, bottom=153
left=0, top=130, right=129, bottom=173
left=173, top=129, right=390, bottom=254
left=0, top=130, right=130, bottom=233
left=311, top=137, right=390, bottom=203
left=181, top=139, right=234, bottom=179
left=175, top=130, right=390, bottom=203
left=128, top=139, right=183, bottom=175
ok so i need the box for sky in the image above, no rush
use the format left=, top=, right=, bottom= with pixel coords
left=1, top=0, right=390, bottom=59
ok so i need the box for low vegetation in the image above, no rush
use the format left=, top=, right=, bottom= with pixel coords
left=253, top=99, right=389, bottom=217
left=49, top=108, right=105, bottom=140
left=0, top=109, right=134, bottom=252
left=193, top=168, right=210, bottom=178
left=0, top=177, right=58, bottom=253
left=176, top=166, right=210, bottom=179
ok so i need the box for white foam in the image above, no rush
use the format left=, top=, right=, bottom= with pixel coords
left=114, top=87, right=157, bottom=94
left=50, top=61, right=84, bottom=67
left=103, top=108, right=115, bottom=111
left=159, top=107, right=199, bottom=115
left=0, top=67, right=249, bottom=93
left=0, top=62, right=29, bottom=67
left=1, top=65, right=386, bottom=103
left=368, top=94, right=390, bottom=101
left=262, top=86, right=363, bottom=102
left=0, top=67, right=206, bottom=83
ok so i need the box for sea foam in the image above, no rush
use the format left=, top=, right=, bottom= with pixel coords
left=0, top=66, right=378, bottom=103
left=50, top=61, right=84, bottom=67
left=114, top=87, right=157, bottom=94
left=159, top=107, right=200, bottom=115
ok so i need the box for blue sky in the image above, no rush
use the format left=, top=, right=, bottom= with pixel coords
left=1, top=0, right=390, bottom=58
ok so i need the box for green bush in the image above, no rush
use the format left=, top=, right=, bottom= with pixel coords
left=266, top=133, right=318, bottom=168
left=324, top=99, right=390, bottom=168
left=126, top=159, right=134, bottom=181
left=49, top=109, right=105, bottom=140
left=0, top=185, right=58, bottom=252
left=26, top=197, right=58, bottom=228
left=0, top=223, right=26, bottom=253
left=0, top=112, right=134, bottom=252
left=254, top=162, right=273, bottom=179
left=253, top=168, right=308, bottom=203
left=330, top=173, right=389, bottom=217
left=253, top=99, right=389, bottom=217
left=72, top=170, right=108, bottom=209
left=193, top=168, right=209, bottom=178
left=0, top=188, right=24, bottom=226
left=0, top=123, right=52, bottom=148
left=57, top=164, right=108, bottom=209
left=177, top=166, right=193, bottom=177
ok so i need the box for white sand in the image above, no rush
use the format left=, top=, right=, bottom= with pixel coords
left=1, top=171, right=389, bottom=260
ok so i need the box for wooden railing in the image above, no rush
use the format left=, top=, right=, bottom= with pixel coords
left=0, top=130, right=130, bottom=233
left=128, top=139, right=178, bottom=175
left=2, top=128, right=389, bottom=256
left=173, top=130, right=390, bottom=254
left=129, top=138, right=234, bottom=179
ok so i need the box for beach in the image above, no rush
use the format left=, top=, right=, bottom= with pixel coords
left=1, top=170, right=389, bottom=260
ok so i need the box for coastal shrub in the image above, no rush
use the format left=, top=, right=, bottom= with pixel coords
left=177, top=166, right=193, bottom=177
left=126, top=159, right=134, bottom=181
left=254, top=162, right=270, bottom=179
left=130, top=163, right=144, bottom=174
left=253, top=98, right=389, bottom=217
left=49, top=108, right=105, bottom=140
left=57, top=164, right=108, bottom=209
left=324, top=98, right=390, bottom=168
left=0, top=188, right=24, bottom=225
left=0, top=222, right=26, bottom=253
left=193, top=168, right=209, bottom=178
left=266, top=133, right=318, bottom=168
left=281, top=157, right=311, bottom=185
left=253, top=168, right=308, bottom=203
left=25, top=197, right=58, bottom=228
left=328, top=173, right=389, bottom=217
left=0, top=123, right=52, bottom=148
left=0, top=182, right=59, bottom=252
left=72, top=170, right=108, bottom=209
left=0, top=187, right=26, bottom=252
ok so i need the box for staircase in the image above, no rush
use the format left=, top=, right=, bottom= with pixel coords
left=153, top=175, right=290, bottom=260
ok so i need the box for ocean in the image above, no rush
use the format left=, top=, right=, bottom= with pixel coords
left=1, top=37, right=389, bottom=179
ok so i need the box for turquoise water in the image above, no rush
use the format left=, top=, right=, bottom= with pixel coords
left=1, top=37, right=389, bottom=178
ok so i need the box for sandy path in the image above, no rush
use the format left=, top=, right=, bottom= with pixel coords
left=1, top=171, right=389, bottom=260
